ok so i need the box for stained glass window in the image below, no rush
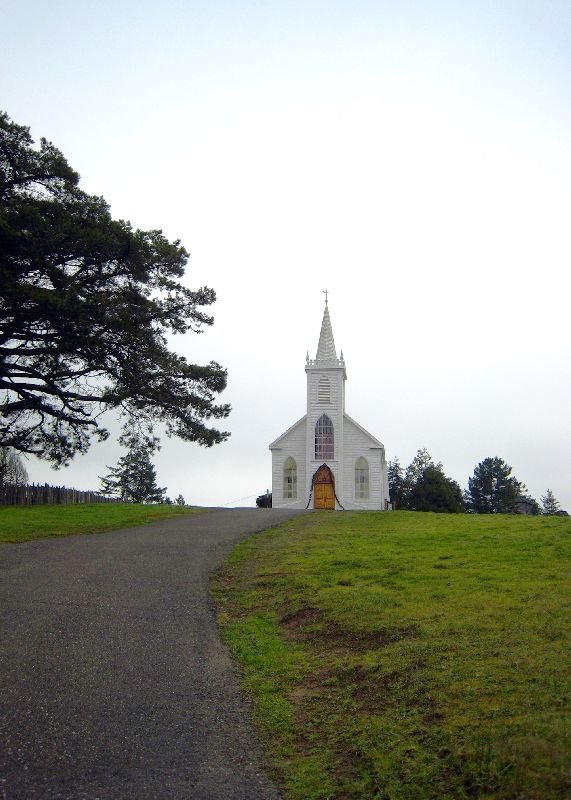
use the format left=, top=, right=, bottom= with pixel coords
left=315, top=414, right=334, bottom=460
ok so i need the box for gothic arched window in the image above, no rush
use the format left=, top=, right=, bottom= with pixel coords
left=283, top=457, right=297, bottom=500
left=355, top=457, right=369, bottom=499
left=315, top=414, right=334, bottom=460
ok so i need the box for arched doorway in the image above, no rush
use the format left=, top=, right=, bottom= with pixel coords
left=313, top=464, right=335, bottom=509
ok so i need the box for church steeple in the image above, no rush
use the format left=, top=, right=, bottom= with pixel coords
left=315, top=301, right=337, bottom=362
left=306, top=295, right=346, bottom=405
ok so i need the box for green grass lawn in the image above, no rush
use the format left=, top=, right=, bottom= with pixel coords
left=213, top=511, right=571, bottom=800
left=0, top=503, right=197, bottom=543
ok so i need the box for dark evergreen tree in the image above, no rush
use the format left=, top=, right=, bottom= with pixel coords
left=389, top=450, right=462, bottom=512
left=541, top=489, right=560, bottom=516
left=100, top=426, right=166, bottom=503
left=404, top=448, right=441, bottom=487
left=409, top=466, right=465, bottom=513
left=400, top=448, right=443, bottom=509
left=0, top=111, right=230, bottom=465
left=387, top=457, right=406, bottom=508
left=466, top=457, right=521, bottom=513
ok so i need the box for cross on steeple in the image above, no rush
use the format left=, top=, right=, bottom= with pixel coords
left=315, top=294, right=337, bottom=362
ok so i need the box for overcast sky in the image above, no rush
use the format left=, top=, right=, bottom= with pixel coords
left=3, top=1, right=570, bottom=510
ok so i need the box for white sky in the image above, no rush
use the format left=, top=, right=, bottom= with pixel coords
left=3, top=1, right=570, bottom=509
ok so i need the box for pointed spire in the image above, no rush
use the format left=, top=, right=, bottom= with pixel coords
left=315, top=301, right=338, bottom=362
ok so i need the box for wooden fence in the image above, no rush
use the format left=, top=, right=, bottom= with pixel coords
left=0, top=483, right=116, bottom=506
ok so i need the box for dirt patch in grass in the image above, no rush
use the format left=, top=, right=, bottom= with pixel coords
left=279, top=606, right=323, bottom=633
left=280, top=605, right=419, bottom=651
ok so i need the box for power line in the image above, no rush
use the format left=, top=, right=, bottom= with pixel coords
left=220, top=493, right=259, bottom=507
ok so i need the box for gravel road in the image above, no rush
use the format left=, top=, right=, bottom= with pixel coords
left=0, top=508, right=304, bottom=800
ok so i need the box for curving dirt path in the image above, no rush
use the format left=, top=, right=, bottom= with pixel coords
left=0, top=508, right=304, bottom=800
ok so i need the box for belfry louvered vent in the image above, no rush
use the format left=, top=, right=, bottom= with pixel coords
left=318, top=376, right=330, bottom=403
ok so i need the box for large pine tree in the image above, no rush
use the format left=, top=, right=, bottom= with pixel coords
left=466, top=457, right=521, bottom=513
left=0, top=111, right=230, bottom=465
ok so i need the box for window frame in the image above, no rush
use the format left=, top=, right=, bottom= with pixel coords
left=283, top=456, right=298, bottom=500
left=355, top=456, right=369, bottom=500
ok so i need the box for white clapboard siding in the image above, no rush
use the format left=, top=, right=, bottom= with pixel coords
left=341, top=415, right=386, bottom=510
left=269, top=416, right=307, bottom=508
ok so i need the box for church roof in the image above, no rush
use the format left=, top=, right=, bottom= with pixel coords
left=343, top=413, right=384, bottom=448
left=268, top=415, right=306, bottom=449
left=315, top=301, right=337, bottom=362
left=269, top=412, right=384, bottom=451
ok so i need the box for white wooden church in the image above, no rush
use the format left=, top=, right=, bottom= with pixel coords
left=269, top=298, right=390, bottom=510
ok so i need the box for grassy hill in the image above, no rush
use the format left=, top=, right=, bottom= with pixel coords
left=213, top=511, right=571, bottom=800
left=0, top=503, right=196, bottom=543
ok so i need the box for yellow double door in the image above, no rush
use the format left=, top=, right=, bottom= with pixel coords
left=314, top=482, right=335, bottom=509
